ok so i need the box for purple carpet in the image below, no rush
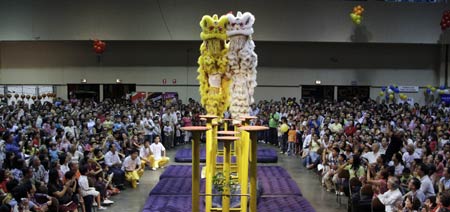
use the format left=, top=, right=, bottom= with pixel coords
left=174, top=148, right=277, bottom=163
left=142, top=195, right=205, bottom=212
left=260, top=177, right=302, bottom=196
left=160, top=165, right=291, bottom=180
left=257, top=166, right=291, bottom=179
left=258, top=196, right=316, bottom=212
left=159, top=165, right=198, bottom=180
left=149, top=178, right=205, bottom=195
left=144, top=165, right=314, bottom=212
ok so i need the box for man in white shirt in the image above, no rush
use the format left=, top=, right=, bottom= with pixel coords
left=361, top=143, right=381, bottom=164
left=104, top=145, right=126, bottom=187
left=402, top=144, right=420, bottom=169
left=78, top=165, right=108, bottom=210
left=376, top=177, right=403, bottom=212
left=122, top=149, right=144, bottom=188
left=150, top=135, right=169, bottom=170
left=140, top=140, right=153, bottom=169
left=416, top=163, right=436, bottom=198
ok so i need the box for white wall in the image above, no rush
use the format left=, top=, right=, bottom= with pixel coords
left=0, top=0, right=446, bottom=43
left=0, top=66, right=438, bottom=104
left=0, top=41, right=442, bottom=105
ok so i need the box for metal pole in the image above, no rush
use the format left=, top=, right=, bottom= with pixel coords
left=192, top=132, right=201, bottom=212
left=222, top=140, right=232, bottom=212
left=205, top=120, right=213, bottom=212
left=249, top=132, right=258, bottom=212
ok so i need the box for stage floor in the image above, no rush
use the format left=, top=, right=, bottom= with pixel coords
left=105, top=144, right=347, bottom=212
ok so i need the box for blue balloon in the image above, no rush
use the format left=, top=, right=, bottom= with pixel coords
left=394, top=88, right=400, bottom=93
left=426, top=88, right=431, bottom=94
left=440, top=85, right=446, bottom=90
left=381, top=86, right=386, bottom=92
left=390, top=85, right=395, bottom=90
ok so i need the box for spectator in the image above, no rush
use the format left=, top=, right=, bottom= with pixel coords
left=122, top=149, right=143, bottom=189
left=104, top=145, right=125, bottom=188
left=149, top=136, right=169, bottom=171
left=78, top=165, right=107, bottom=210
left=376, top=177, right=403, bottom=212
left=416, top=163, right=436, bottom=198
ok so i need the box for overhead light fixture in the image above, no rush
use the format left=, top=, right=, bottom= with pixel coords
left=315, top=80, right=321, bottom=85
left=116, top=79, right=122, bottom=83
left=81, top=78, right=87, bottom=83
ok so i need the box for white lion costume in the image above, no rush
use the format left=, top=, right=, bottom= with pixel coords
left=226, top=12, right=258, bottom=124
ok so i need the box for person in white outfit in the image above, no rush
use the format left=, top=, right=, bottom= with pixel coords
left=78, top=165, right=108, bottom=210
left=150, top=135, right=169, bottom=170
left=376, top=177, right=403, bottom=212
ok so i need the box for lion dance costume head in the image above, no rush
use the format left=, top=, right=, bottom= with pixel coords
left=226, top=12, right=258, bottom=125
left=197, top=14, right=231, bottom=119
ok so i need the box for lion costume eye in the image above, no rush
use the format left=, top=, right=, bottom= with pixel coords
left=209, top=26, right=214, bottom=31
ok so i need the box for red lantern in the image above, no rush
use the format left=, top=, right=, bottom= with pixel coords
left=31, top=96, right=36, bottom=100
left=38, top=96, right=42, bottom=100
left=6, top=94, right=11, bottom=99
left=93, top=39, right=106, bottom=54
left=26, top=95, right=30, bottom=99
left=20, top=94, right=25, bottom=99
left=14, top=94, right=19, bottom=98
left=42, top=94, right=47, bottom=98
left=163, top=79, right=167, bottom=85
left=172, top=79, right=177, bottom=84
left=441, top=10, right=450, bottom=31
left=0, top=94, right=4, bottom=98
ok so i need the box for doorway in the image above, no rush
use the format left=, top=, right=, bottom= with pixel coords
left=301, top=85, right=334, bottom=101
left=337, top=86, right=370, bottom=101
left=103, top=84, right=136, bottom=102
left=67, top=84, right=100, bottom=102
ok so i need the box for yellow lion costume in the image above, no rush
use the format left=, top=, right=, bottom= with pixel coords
left=197, top=14, right=231, bottom=118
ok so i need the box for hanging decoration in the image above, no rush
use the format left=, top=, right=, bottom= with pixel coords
left=350, top=5, right=364, bottom=25
left=93, top=39, right=106, bottom=54
left=441, top=10, right=450, bottom=31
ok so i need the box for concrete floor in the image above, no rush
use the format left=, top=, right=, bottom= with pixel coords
left=106, top=144, right=347, bottom=212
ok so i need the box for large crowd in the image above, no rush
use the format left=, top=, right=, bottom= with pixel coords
left=1, top=95, right=450, bottom=212
left=253, top=97, right=450, bottom=212
left=0, top=97, right=200, bottom=212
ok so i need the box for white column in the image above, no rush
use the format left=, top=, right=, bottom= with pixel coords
left=99, top=84, right=104, bottom=101
left=334, top=86, right=338, bottom=101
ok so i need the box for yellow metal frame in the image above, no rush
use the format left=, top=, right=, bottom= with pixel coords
left=188, top=115, right=265, bottom=212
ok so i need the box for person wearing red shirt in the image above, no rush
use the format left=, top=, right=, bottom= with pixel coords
left=344, top=121, right=357, bottom=136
